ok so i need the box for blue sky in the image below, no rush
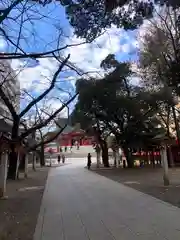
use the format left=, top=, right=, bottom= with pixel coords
left=6, top=2, right=70, bottom=53
left=0, top=1, right=140, bottom=117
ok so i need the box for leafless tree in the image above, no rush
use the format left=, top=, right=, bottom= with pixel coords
left=0, top=0, right=92, bottom=180
left=0, top=54, right=78, bottom=179
left=138, top=6, right=180, bottom=143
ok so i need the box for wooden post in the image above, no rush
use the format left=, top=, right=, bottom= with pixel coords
left=161, top=145, right=170, bottom=186
left=168, top=146, right=174, bottom=167
left=32, top=153, right=36, bottom=171
left=0, top=153, right=8, bottom=198
left=24, top=154, right=28, bottom=178
left=151, top=150, right=155, bottom=168
left=147, top=151, right=151, bottom=165
left=113, top=150, right=116, bottom=167
left=116, top=148, right=120, bottom=168
left=50, top=154, right=52, bottom=167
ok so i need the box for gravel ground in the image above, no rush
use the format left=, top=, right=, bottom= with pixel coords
left=0, top=167, right=49, bottom=240
left=92, top=165, right=180, bottom=208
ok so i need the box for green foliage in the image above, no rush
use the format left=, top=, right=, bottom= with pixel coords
left=65, top=0, right=154, bottom=41
left=105, top=0, right=180, bottom=11
left=100, top=54, right=119, bottom=70
left=65, top=0, right=180, bottom=41
left=72, top=56, right=166, bottom=151
left=34, top=0, right=180, bottom=42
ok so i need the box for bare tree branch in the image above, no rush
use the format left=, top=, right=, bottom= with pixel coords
left=0, top=0, right=24, bottom=24
left=28, top=123, right=67, bottom=151
left=0, top=42, right=86, bottom=59
left=19, top=54, right=70, bottom=118
left=0, top=27, right=26, bottom=54
left=19, top=92, right=78, bottom=140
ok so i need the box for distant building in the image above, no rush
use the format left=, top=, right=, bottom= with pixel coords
left=44, top=119, right=94, bottom=153
left=56, top=118, right=93, bottom=146
left=0, top=59, right=20, bottom=132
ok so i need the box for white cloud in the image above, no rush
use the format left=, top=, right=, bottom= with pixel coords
left=121, top=43, right=132, bottom=54
left=37, top=98, right=68, bottom=121
left=65, top=26, right=135, bottom=75
left=0, top=37, right=7, bottom=49
left=11, top=58, right=59, bottom=91
left=9, top=25, right=139, bottom=120
left=11, top=26, right=138, bottom=92
left=11, top=57, right=74, bottom=119
left=49, top=99, right=68, bottom=117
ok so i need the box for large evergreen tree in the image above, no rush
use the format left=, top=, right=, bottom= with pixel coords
left=73, top=55, right=165, bottom=167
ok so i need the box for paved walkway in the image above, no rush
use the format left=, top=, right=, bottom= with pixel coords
left=34, top=159, right=180, bottom=240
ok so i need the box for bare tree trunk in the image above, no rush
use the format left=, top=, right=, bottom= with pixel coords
left=15, top=152, right=20, bottom=179
left=94, top=124, right=109, bottom=167
left=167, top=147, right=174, bottom=167
left=24, top=154, right=28, bottom=178
left=8, top=120, right=19, bottom=179
left=100, top=140, right=109, bottom=167
left=40, top=144, right=45, bottom=166
left=123, top=145, right=133, bottom=168
left=8, top=145, right=18, bottom=179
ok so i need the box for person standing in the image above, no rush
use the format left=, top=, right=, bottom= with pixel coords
left=77, top=142, right=80, bottom=150
left=87, top=153, right=92, bottom=170
left=57, top=155, right=61, bottom=164
left=62, top=154, right=65, bottom=164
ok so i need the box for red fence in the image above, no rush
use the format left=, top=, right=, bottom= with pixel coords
left=132, top=146, right=180, bottom=165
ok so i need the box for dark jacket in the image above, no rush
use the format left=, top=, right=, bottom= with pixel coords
left=87, top=154, right=91, bottom=166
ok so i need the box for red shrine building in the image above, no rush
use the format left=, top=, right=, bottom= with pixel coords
left=44, top=120, right=93, bottom=153
left=57, top=129, right=93, bottom=146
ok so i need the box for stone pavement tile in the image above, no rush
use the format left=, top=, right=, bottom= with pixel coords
left=33, top=208, right=45, bottom=240
left=134, top=233, right=165, bottom=240
left=62, top=212, right=89, bottom=240
left=73, top=204, right=116, bottom=240
left=34, top=161, right=180, bottom=240
left=81, top=171, right=180, bottom=239
left=76, top=172, right=180, bottom=239
left=56, top=177, right=115, bottom=239
left=41, top=213, right=64, bottom=240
